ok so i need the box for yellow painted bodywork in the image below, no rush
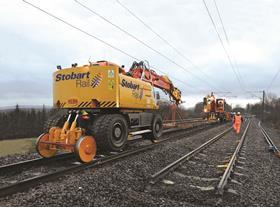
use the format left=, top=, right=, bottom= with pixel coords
left=53, top=65, right=158, bottom=109
left=203, top=95, right=215, bottom=113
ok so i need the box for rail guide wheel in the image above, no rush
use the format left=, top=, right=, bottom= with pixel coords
left=36, top=133, right=57, bottom=158
left=75, top=136, right=97, bottom=163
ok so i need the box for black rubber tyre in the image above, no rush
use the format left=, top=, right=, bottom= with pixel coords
left=143, top=114, right=163, bottom=142
left=43, top=110, right=67, bottom=133
left=91, top=114, right=128, bottom=152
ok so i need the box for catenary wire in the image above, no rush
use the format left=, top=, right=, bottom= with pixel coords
left=22, top=0, right=196, bottom=89
left=212, top=0, right=246, bottom=89
left=266, top=67, right=280, bottom=91
left=74, top=0, right=217, bottom=90
left=202, top=0, right=244, bottom=91
left=115, top=0, right=221, bottom=90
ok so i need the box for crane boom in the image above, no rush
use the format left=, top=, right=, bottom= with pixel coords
left=128, top=61, right=182, bottom=104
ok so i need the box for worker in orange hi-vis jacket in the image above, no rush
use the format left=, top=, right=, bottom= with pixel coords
left=233, top=112, right=244, bottom=134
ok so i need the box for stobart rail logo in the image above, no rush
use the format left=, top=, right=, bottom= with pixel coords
left=121, top=79, right=143, bottom=99
left=56, top=72, right=90, bottom=82
left=91, top=73, right=102, bottom=88
left=55, top=72, right=102, bottom=88
left=121, top=79, right=140, bottom=90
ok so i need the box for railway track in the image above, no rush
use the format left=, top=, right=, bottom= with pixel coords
left=0, top=153, right=74, bottom=175
left=148, top=119, right=251, bottom=198
left=0, top=118, right=212, bottom=170
left=258, top=121, right=280, bottom=157
left=128, top=118, right=210, bottom=142
left=0, top=120, right=223, bottom=197
left=0, top=118, right=214, bottom=173
left=217, top=120, right=250, bottom=194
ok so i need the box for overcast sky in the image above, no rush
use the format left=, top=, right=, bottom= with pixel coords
left=1, top=0, right=280, bottom=108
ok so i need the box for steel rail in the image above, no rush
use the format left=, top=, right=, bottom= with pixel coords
left=128, top=119, right=219, bottom=143
left=0, top=121, right=218, bottom=173
left=0, top=143, right=158, bottom=198
left=149, top=127, right=233, bottom=184
left=163, top=118, right=203, bottom=124
left=0, top=120, right=215, bottom=172
left=217, top=120, right=251, bottom=194
left=0, top=153, right=74, bottom=174
left=163, top=119, right=208, bottom=128
left=162, top=120, right=212, bottom=133
left=0, top=121, right=224, bottom=197
left=258, top=122, right=280, bottom=157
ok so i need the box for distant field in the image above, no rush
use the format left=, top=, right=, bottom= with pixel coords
left=0, top=138, right=36, bottom=157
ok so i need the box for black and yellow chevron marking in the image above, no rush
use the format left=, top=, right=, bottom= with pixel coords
left=77, top=101, right=92, bottom=108
left=100, top=101, right=117, bottom=108
left=76, top=101, right=116, bottom=108
left=59, top=101, right=117, bottom=108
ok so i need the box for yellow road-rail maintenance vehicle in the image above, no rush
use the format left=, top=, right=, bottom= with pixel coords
left=203, top=92, right=216, bottom=120
left=36, top=60, right=182, bottom=162
left=203, top=92, right=227, bottom=122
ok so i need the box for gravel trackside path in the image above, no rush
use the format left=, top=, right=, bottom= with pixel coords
left=220, top=118, right=280, bottom=207
left=2, top=120, right=278, bottom=207
left=0, top=124, right=230, bottom=207
left=0, top=153, right=40, bottom=166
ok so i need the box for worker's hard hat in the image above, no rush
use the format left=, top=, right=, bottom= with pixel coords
left=237, top=112, right=241, bottom=115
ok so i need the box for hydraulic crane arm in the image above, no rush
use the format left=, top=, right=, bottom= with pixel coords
left=128, top=61, right=182, bottom=105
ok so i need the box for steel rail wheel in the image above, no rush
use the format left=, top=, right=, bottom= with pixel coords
left=75, top=136, right=96, bottom=163
left=36, top=133, right=57, bottom=158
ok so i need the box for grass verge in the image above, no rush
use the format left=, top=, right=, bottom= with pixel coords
left=0, top=138, right=36, bottom=157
